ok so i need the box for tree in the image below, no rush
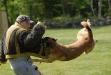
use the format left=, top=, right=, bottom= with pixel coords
left=108, top=0, right=111, bottom=16
left=1, top=0, right=10, bottom=26
left=98, top=0, right=102, bottom=19
left=90, top=0, right=96, bottom=17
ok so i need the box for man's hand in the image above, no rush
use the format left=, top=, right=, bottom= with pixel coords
left=33, top=21, right=45, bottom=35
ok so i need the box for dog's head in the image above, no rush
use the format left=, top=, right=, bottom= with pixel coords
left=40, top=37, right=57, bottom=58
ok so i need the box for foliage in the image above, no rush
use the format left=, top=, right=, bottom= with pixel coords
left=0, top=0, right=111, bottom=26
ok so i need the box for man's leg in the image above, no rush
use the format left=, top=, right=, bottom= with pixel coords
left=9, top=57, right=41, bottom=75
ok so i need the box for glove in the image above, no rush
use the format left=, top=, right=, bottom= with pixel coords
left=30, top=21, right=36, bottom=29
left=33, top=21, right=45, bottom=35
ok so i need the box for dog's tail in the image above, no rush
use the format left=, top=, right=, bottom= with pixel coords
left=81, top=19, right=93, bottom=40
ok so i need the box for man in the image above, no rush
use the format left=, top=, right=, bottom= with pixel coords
left=4, top=15, right=45, bottom=75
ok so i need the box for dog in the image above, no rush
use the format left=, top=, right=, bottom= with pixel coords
left=33, top=19, right=95, bottom=63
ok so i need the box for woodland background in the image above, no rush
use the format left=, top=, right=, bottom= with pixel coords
left=0, top=0, right=111, bottom=28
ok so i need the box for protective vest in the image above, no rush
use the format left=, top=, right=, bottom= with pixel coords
left=5, top=23, right=41, bottom=59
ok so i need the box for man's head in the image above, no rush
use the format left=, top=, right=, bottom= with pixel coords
left=16, top=15, right=34, bottom=29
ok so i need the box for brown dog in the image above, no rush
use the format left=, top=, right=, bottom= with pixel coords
left=33, top=20, right=95, bottom=63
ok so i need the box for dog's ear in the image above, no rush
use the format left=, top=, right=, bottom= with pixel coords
left=42, top=37, right=57, bottom=42
left=42, top=37, right=49, bottom=41
left=42, top=37, right=57, bottom=47
left=52, top=38, right=57, bottom=41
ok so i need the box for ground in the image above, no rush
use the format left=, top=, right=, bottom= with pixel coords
left=0, top=25, right=111, bottom=75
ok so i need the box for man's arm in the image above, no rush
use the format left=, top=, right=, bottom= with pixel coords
left=17, top=23, right=45, bottom=51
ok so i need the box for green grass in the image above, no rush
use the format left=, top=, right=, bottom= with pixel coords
left=0, top=26, right=111, bottom=75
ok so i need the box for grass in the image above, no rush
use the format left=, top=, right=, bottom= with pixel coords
left=0, top=25, right=111, bottom=75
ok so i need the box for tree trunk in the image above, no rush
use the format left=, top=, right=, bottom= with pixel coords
left=61, top=0, right=65, bottom=16
left=98, top=0, right=102, bottom=19
left=3, top=0, right=9, bottom=26
left=0, top=11, right=8, bottom=33
left=61, top=0, right=69, bottom=16
left=108, top=0, right=111, bottom=16
left=90, top=0, right=96, bottom=17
